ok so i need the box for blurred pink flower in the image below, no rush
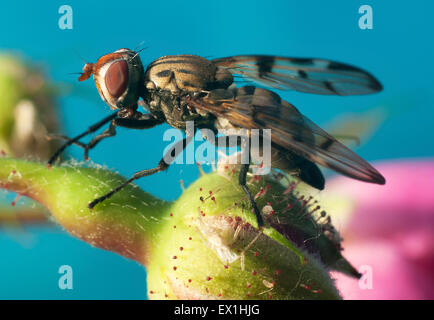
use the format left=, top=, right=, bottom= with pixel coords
left=324, top=160, right=434, bottom=300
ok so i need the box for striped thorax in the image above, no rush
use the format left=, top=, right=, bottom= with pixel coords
left=144, top=55, right=233, bottom=94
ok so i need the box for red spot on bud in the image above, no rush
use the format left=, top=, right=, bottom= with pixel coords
left=206, top=276, right=212, bottom=281
left=247, top=283, right=251, bottom=288
left=254, top=251, right=259, bottom=257
left=252, top=270, right=257, bottom=276
left=173, top=225, right=176, bottom=229
left=224, top=265, right=228, bottom=269
left=173, top=266, right=177, bottom=271
left=170, top=213, right=173, bottom=217
left=300, top=284, right=311, bottom=291
left=149, top=290, right=154, bottom=294
left=189, top=237, right=192, bottom=240
left=275, top=269, right=281, bottom=275
left=11, top=195, right=21, bottom=207
left=269, top=294, right=273, bottom=300
left=172, top=256, right=177, bottom=259
left=188, top=279, right=192, bottom=283
left=179, top=247, right=184, bottom=251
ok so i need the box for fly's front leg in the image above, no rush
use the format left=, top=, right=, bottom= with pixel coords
left=115, top=112, right=164, bottom=129
left=48, top=123, right=116, bottom=161
left=48, top=111, right=118, bottom=165
left=82, top=121, right=116, bottom=160
left=48, top=112, right=163, bottom=162
left=82, top=111, right=164, bottom=159
left=88, top=136, right=190, bottom=209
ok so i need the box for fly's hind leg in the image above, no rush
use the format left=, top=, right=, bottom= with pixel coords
left=239, top=163, right=264, bottom=227
left=199, top=126, right=265, bottom=227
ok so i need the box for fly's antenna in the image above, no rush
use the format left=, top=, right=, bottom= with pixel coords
left=66, top=72, right=84, bottom=76
left=129, top=41, right=149, bottom=62
left=70, top=49, right=94, bottom=81
left=73, top=49, right=88, bottom=65
left=133, top=40, right=146, bottom=52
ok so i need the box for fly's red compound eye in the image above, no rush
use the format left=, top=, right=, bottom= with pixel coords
left=104, top=60, right=129, bottom=98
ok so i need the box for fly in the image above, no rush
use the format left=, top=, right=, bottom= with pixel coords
left=48, top=48, right=386, bottom=227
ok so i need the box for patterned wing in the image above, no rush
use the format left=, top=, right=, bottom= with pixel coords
left=212, top=55, right=382, bottom=95
left=187, top=86, right=385, bottom=184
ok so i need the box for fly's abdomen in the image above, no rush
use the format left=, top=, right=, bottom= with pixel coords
left=145, top=55, right=233, bottom=94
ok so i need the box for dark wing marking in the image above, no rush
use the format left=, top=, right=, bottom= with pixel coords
left=212, top=55, right=382, bottom=96
left=187, top=87, right=385, bottom=184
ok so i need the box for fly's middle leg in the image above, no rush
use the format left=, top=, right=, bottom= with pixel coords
left=88, top=136, right=190, bottom=209
left=88, top=160, right=169, bottom=209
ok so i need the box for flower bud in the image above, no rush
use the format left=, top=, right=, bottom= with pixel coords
left=0, top=157, right=357, bottom=299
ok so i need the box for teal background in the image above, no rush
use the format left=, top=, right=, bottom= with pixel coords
left=0, top=0, right=433, bottom=299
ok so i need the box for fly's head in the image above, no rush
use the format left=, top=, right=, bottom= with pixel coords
left=78, top=48, right=144, bottom=111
